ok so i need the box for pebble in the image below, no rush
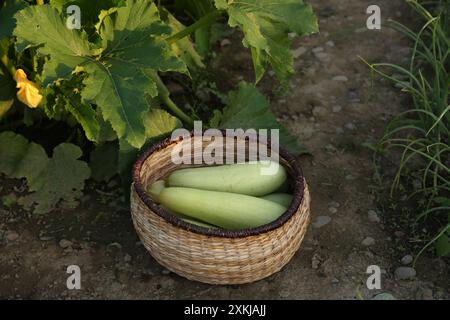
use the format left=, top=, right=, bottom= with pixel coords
left=332, top=105, right=342, bottom=113
left=312, top=46, right=324, bottom=53
left=344, top=122, right=356, bottom=130
left=5, top=231, right=19, bottom=242
left=124, top=254, right=132, bottom=263
left=39, top=236, right=54, bottom=241
left=416, top=287, right=433, bottom=300
left=328, top=201, right=340, bottom=208
left=325, top=40, right=335, bottom=47
left=315, top=52, right=329, bottom=61
left=161, top=268, right=171, bottom=275
left=328, top=207, right=338, bottom=214
left=332, top=75, right=348, bottom=82
left=312, top=216, right=331, bottom=228
left=361, top=237, right=375, bottom=246
left=367, top=210, right=380, bottom=223
left=312, top=106, right=327, bottom=117
left=311, top=253, right=322, bottom=269
left=59, top=239, right=73, bottom=249
left=395, top=267, right=416, bottom=280
left=401, top=254, right=413, bottom=265
left=372, top=293, right=396, bottom=300
left=292, top=46, right=307, bottom=58
left=219, top=38, right=231, bottom=47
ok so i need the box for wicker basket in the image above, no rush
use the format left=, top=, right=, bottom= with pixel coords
left=131, top=131, right=311, bottom=284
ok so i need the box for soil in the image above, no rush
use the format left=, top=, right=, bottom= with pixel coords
left=0, top=0, right=448, bottom=299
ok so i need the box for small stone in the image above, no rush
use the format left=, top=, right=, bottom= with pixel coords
left=312, top=46, right=324, bottom=53
left=5, top=231, right=19, bottom=242
left=328, top=201, right=340, bottom=208
left=325, top=40, right=335, bottom=47
left=416, top=287, right=433, bottom=300
left=292, top=46, right=307, bottom=58
left=344, top=122, right=356, bottom=130
left=332, top=105, right=342, bottom=113
left=412, top=179, right=422, bottom=191
left=361, top=237, right=375, bottom=246
left=401, top=254, right=413, bottom=265
left=312, top=106, right=327, bottom=117
left=328, top=207, right=338, bottom=214
left=59, top=239, right=73, bottom=249
left=39, top=236, right=54, bottom=241
left=395, top=267, right=416, bottom=280
left=372, top=293, right=396, bottom=300
left=315, top=52, right=329, bottom=61
left=345, top=174, right=355, bottom=181
left=220, top=38, right=231, bottom=47
left=311, top=253, right=322, bottom=269
left=161, top=268, right=171, bottom=275
left=332, top=75, right=348, bottom=82
left=124, top=254, right=132, bottom=262
left=368, top=210, right=380, bottom=223
left=312, top=216, right=331, bottom=228
left=331, top=277, right=339, bottom=284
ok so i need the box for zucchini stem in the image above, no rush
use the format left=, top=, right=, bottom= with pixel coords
left=165, top=10, right=222, bottom=44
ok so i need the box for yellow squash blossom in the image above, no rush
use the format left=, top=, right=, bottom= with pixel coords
left=14, top=69, right=43, bottom=108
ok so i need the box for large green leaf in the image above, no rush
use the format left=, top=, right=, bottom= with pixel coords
left=162, top=9, right=205, bottom=69
left=49, top=0, right=124, bottom=36
left=0, top=0, right=26, bottom=40
left=0, top=132, right=90, bottom=213
left=143, top=108, right=182, bottom=138
left=218, top=82, right=308, bottom=156
left=14, top=1, right=187, bottom=149
left=43, top=74, right=101, bottom=142
left=214, top=0, right=318, bottom=87
left=14, top=4, right=92, bottom=83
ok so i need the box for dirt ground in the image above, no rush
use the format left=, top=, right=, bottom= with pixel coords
left=0, top=0, right=448, bottom=299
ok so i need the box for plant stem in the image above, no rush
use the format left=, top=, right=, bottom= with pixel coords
left=165, top=10, right=222, bottom=44
left=151, top=71, right=194, bottom=127
left=0, top=45, right=16, bottom=78
left=163, top=95, right=194, bottom=127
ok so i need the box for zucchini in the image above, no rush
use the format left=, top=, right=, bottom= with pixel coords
left=146, top=180, right=166, bottom=203
left=166, top=161, right=287, bottom=196
left=261, top=193, right=293, bottom=207
left=159, top=187, right=286, bottom=230
left=160, top=205, right=218, bottom=229
left=180, top=217, right=218, bottom=229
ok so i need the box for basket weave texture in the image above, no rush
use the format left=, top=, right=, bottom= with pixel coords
left=131, top=132, right=311, bottom=284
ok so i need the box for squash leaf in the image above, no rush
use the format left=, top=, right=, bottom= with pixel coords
left=218, top=82, right=308, bottom=156
left=14, top=0, right=187, bottom=149
left=214, top=0, right=318, bottom=87
left=0, top=131, right=90, bottom=213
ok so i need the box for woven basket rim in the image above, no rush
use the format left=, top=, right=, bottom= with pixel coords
left=133, top=130, right=305, bottom=238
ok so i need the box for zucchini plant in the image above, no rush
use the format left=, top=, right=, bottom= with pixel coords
left=0, top=0, right=318, bottom=213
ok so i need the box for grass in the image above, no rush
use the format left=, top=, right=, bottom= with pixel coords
left=364, top=0, right=449, bottom=260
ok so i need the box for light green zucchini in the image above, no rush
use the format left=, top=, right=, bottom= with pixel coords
left=166, top=161, right=287, bottom=196
left=159, top=187, right=286, bottom=230
left=146, top=180, right=166, bottom=203
left=261, top=193, right=293, bottom=207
